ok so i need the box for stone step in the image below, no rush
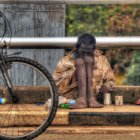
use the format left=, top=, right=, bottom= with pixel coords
left=1, top=86, right=140, bottom=103
left=112, top=86, right=140, bottom=104
left=34, top=126, right=140, bottom=140
left=66, top=104, right=140, bottom=126
left=0, top=104, right=140, bottom=126
left=45, top=126, right=140, bottom=134
left=54, top=104, right=140, bottom=126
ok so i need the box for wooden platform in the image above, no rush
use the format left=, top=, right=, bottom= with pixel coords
left=46, top=126, right=140, bottom=134
left=0, top=104, right=140, bottom=126
left=67, top=104, right=140, bottom=126
left=1, top=86, right=140, bottom=103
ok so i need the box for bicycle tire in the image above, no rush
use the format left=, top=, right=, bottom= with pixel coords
left=0, top=56, right=58, bottom=140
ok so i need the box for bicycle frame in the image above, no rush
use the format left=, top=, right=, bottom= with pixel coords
left=0, top=51, right=19, bottom=103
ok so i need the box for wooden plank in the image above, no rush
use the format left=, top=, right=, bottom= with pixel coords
left=0, top=3, right=65, bottom=86
left=0, top=4, right=65, bottom=74
left=44, top=126, right=140, bottom=134
left=1, top=85, right=140, bottom=104
left=0, top=105, right=140, bottom=127
left=0, top=0, right=140, bottom=4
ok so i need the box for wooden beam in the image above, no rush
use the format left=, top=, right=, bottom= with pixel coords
left=0, top=0, right=140, bottom=4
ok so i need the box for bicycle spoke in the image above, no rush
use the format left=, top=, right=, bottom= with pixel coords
left=0, top=57, right=57, bottom=139
left=5, top=105, right=14, bottom=136
left=18, top=105, right=32, bottom=135
left=19, top=68, right=32, bottom=86
left=20, top=104, right=45, bottom=125
left=0, top=105, right=13, bottom=134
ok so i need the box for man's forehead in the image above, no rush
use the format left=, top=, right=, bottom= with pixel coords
left=80, top=43, right=94, bottom=49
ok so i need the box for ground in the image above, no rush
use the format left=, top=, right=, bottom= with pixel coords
left=34, top=129, right=140, bottom=140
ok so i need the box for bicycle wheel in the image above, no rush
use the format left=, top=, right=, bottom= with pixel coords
left=0, top=57, right=58, bottom=140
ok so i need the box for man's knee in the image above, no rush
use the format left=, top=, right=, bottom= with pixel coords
left=74, top=58, right=85, bottom=68
left=84, top=56, right=94, bottom=65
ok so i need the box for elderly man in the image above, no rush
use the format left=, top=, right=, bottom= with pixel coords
left=53, top=33, right=115, bottom=109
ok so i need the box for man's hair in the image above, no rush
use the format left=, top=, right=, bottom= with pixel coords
left=76, top=33, right=96, bottom=49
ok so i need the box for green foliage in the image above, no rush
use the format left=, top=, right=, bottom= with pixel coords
left=124, top=51, right=140, bottom=85
left=66, top=5, right=109, bottom=36
left=66, top=5, right=140, bottom=36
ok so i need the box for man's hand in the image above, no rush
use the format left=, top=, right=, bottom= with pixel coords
left=99, top=86, right=109, bottom=94
left=70, top=70, right=77, bottom=83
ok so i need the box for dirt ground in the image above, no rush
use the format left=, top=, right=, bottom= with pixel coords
left=34, top=126, right=140, bottom=140
left=34, top=132, right=140, bottom=140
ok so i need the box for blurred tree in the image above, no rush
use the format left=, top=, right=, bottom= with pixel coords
left=124, top=51, right=140, bottom=85
left=66, top=5, right=109, bottom=36
left=66, top=5, right=140, bottom=36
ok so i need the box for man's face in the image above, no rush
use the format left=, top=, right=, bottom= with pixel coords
left=77, top=43, right=95, bottom=58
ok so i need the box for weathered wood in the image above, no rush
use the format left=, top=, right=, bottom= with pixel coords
left=0, top=105, right=140, bottom=127
left=0, top=3, right=65, bottom=86
left=2, top=86, right=51, bottom=103
left=0, top=0, right=140, bottom=4
left=112, top=86, right=140, bottom=104
left=1, top=86, right=140, bottom=103
left=0, top=4, right=65, bottom=74
left=43, top=126, right=140, bottom=134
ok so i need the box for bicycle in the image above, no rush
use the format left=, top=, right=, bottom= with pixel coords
left=0, top=11, right=58, bottom=140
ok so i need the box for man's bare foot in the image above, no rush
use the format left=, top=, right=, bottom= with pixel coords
left=89, top=98, right=104, bottom=108
left=135, top=99, right=140, bottom=105
left=70, top=97, right=87, bottom=109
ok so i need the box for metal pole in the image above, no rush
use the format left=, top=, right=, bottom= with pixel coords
left=0, top=0, right=140, bottom=4
left=1, top=37, right=140, bottom=49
